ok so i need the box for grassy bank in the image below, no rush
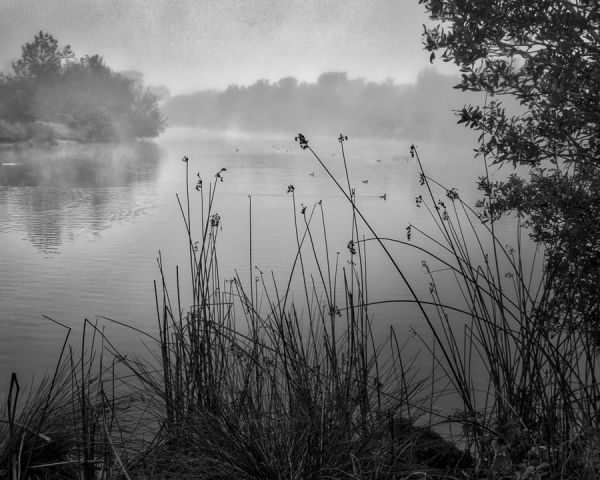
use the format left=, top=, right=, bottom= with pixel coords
left=0, top=120, right=83, bottom=146
left=1, top=135, right=598, bottom=479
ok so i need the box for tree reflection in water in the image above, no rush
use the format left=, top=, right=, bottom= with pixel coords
left=0, top=141, right=162, bottom=253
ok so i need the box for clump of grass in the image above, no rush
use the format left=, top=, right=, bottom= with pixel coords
left=0, top=318, right=142, bottom=480
left=0, top=366, right=80, bottom=480
left=112, top=154, right=472, bottom=479
left=294, top=133, right=600, bottom=478
left=411, top=145, right=600, bottom=478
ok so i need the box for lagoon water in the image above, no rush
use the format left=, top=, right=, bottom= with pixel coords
left=0, top=128, right=522, bottom=402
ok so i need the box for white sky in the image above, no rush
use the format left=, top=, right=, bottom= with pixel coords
left=0, top=0, right=460, bottom=95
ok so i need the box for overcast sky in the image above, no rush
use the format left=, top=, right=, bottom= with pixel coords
left=0, top=0, right=459, bottom=95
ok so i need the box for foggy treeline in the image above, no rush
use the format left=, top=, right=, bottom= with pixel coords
left=0, top=32, right=165, bottom=143
left=162, top=68, right=483, bottom=143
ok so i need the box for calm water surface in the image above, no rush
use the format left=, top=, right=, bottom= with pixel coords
left=0, top=129, right=523, bottom=401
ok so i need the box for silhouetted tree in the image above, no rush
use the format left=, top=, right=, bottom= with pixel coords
left=12, top=31, right=74, bottom=83
left=421, top=0, right=600, bottom=340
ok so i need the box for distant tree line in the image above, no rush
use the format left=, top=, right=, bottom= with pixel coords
left=161, top=69, right=481, bottom=143
left=0, top=32, right=166, bottom=142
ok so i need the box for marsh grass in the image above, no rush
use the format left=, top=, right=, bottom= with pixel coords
left=0, top=317, right=146, bottom=480
left=292, top=133, right=600, bottom=478
left=113, top=153, right=470, bottom=479
left=407, top=147, right=600, bottom=478
left=2, top=134, right=599, bottom=479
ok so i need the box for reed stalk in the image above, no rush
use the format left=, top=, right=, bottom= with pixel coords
left=5, top=134, right=597, bottom=479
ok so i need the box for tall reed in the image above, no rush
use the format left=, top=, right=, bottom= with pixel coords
left=294, top=133, right=600, bottom=478
left=114, top=153, right=470, bottom=479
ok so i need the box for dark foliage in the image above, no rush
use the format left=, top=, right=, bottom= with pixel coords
left=421, top=0, right=600, bottom=341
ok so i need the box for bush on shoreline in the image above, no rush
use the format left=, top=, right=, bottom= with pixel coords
left=0, top=120, right=83, bottom=145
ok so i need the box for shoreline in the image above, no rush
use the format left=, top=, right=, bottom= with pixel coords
left=0, top=120, right=83, bottom=146
left=0, top=120, right=161, bottom=147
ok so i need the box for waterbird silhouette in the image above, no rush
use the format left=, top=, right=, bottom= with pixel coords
left=380, top=194, right=386, bottom=200
left=309, top=172, right=315, bottom=176
left=362, top=180, right=368, bottom=184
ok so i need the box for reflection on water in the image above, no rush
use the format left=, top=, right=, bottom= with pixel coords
left=0, top=142, right=163, bottom=254
left=0, top=141, right=161, bottom=188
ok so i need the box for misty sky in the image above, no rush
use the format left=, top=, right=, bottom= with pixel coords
left=0, top=0, right=459, bottom=95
